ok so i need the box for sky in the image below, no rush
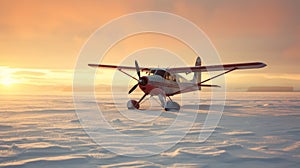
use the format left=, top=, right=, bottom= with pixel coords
left=0, top=0, right=300, bottom=94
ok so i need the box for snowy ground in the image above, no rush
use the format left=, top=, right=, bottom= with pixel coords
left=0, top=92, right=299, bottom=167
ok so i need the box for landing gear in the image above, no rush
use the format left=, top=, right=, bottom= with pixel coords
left=127, top=93, right=180, bottom=111
left=164, top=100, right=180, bottom=111
left=157, top=95, right=180, bottom=111
left=127, top=93, right=148, bottom=110
left=127, top=100, right=140, bottom=109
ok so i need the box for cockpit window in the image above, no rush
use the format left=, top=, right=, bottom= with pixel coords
left=148, top=69, right=176, bottom=81
left=148, top=70, right=155, bottom=76
left=148, top=69, right=166, bottom=77
left=154, top=70, right=166, bottom=77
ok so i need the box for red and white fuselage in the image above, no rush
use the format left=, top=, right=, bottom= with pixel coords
left=138, top=70, right=199, bottom=97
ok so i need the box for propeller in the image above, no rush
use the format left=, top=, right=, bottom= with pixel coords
left=128, top=83, right=139, bottom=94
left=128, top=60, right=147, bottom=94
left=135, top=60, right=140, bottom=78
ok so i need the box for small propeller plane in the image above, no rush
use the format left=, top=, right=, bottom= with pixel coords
left=88, top=57, right=266, bottom=111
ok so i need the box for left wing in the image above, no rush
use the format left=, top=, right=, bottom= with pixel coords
left=166, top=62, right=266, bottom=73
left=88, top=64, right=151, bottom=72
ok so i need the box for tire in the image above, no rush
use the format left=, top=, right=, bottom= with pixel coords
left=127, top=100, right=140, bottom=109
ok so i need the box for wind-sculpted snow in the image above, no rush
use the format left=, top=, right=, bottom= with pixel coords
left=0, top=92, right=299, bottom=167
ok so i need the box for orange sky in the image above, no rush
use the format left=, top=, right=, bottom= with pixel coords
left=0, top=0, right=300, bottom=94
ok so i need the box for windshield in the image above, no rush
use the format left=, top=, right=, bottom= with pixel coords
left=148, top=69, right=166, bottom=77
left=154, top=70, right=166, bottom=77
left=148, top=69, right=176, bottom=81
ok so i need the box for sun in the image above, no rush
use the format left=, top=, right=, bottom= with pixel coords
left=0, top=72, right=18, bottom=86
left=0, top=67, right=21, bottom=86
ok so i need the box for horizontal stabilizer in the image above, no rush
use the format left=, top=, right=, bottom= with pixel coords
left=200, top=84, right=220, bottom=88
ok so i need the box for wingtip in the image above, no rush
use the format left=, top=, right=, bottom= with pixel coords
left=263, top=63, right=267, bottom=67
left=254, top=62, right=267, bottom=68
left=259, top=62, right=267, bottom=68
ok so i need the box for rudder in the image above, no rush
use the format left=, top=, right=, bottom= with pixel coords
left=193, top=56, right=202, bottom=89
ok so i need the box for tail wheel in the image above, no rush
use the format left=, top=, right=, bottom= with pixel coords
left=127, top=100, right=140, bottom=109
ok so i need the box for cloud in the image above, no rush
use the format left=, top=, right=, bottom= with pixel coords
left=13, top=70, right=47, bottom=76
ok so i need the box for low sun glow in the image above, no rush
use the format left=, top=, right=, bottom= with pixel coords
left=0, top=76, right=16, bottom=86
left=0, top=69, right=18, bottom=86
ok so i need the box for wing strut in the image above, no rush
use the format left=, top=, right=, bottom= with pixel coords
left=118, top=69, right=138, bottom=81
left=200, top=68, right=236, bottom=84
left=169, top=68, right=236, bottom=96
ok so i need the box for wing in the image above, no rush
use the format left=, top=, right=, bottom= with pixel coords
left=166, top=62, right=266, bottom=73
left=88, top=64, right=151, bottom=72
left=88, top=62, right=266, bottom=73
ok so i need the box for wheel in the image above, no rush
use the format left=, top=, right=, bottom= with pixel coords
left=164, top=101, right=180, bottom=111
left=127, top=100, right=140, bottom=109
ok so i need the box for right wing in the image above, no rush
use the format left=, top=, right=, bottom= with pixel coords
left=166, top=62, right=266, bottom=73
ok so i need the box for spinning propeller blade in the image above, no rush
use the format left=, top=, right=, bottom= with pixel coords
left=128, top=84, right=139, bottom=94
left=135, top=60, right=140, bottom=78
left=128, top=60, right=141, bottom=94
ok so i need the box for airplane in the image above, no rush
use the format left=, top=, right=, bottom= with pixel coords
left=88, top=57, right=266, bottom=111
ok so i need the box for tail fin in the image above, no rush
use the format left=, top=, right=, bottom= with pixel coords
left=193, top=57, right=202, bottom=90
